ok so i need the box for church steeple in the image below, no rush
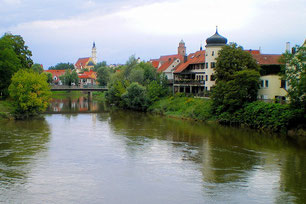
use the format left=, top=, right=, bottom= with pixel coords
left=92, top=41, right=97, bottom=64
left=178, top=39, right=186, bottom=56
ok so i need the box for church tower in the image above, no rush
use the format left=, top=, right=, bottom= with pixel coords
left=178, top=39, right=186, bottom=56
left=92, top=42, right=97, bottom=64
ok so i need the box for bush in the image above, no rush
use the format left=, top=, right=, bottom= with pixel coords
left=122, top=82, right=148, bottom=111
left=8, top=69, right=51, bottom=119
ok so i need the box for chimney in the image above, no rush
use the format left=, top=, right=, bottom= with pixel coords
left=286, top=42, right=291, bottom=53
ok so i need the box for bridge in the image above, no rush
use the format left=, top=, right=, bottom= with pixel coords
left=50, top=85, right=108, bottom=92
left=50, top=85, right=108, bottom=101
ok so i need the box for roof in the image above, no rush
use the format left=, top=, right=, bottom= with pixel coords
left=151, top=60, right=160, bottom=68
left=160, top=54, right=183, bottom=62
left=174, top=50, right=205, bottom=73
left=251, top=54, right=282, bottom=65
left=157, top=58, right=176, bottom=73
left=78, top=70, right=97, bottom=79
left=44, top=70, right=66, bottom=76
left=245, top=49, right=261, bottom=55
left=75, top=57, right=91, bottom=69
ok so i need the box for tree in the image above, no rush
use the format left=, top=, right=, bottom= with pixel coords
left=122, top=83, right=148, bottom=111
left=0, top=33, right=31, bottom=97
left=212, top=43, right=260, bottom=115
left=97, top=66, right=111, bottom=86
left=59, top=69, right=79, bottom=86
left=48, top=62, right=74, bottom=70
left=31, top=63, right=44, bottom=74
left=147, top=80, right=167, bottom=103
left=128, top=68, right=144, bottom=84
left=281, top=45, right=306, bottom=109
left=43, top=72, right=53, bottom=84
left=94, top=61, right=107, bottom=71
left=215, top=43, right=259, bottom=81
left=8, top=69, right=51, bottom=119
left=1, top=33, right=33, bottom=68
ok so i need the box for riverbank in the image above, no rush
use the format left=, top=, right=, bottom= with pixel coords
left=0, top=100, right=13, bottom=120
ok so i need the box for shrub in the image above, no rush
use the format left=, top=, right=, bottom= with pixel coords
left=122, top=82, right=148, bottom=111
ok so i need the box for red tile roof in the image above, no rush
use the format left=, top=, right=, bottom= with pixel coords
left=78, top=70, right=97, bottom=79
left=251, top=54, right=282, bottom=65
left=75, top=57, right=91, bottom=69
left=157, top=58, right=175, bottom=73
left=151, top=60, right=160, bottom=68
left=174, top=50, right=205, bottom=73
left=245, top=50, right=261, bottom=55
left=44, top=70, right=66, bottom=82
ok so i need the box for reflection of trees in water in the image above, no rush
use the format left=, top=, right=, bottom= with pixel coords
left=0, top=119, right=50, bottom=185
left=107, top=109, right=306, bottom=200
left=47, top=96, right=104, bottom=113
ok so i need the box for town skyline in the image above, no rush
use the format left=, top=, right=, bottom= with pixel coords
left=0, top=0, right=305, bottom=68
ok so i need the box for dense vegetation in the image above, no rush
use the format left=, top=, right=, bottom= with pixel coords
left=9, top=69, right=51, bottom=119
left=48, top=62, right=75, bottom=70
left=105, top=56, right=168, bottom=111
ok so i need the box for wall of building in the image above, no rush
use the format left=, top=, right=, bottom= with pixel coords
left=258, top=75, right=288, bottom=100
left=204, top=46, right=222, bottom=90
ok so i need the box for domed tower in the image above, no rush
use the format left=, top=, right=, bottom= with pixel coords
left=204, top=27, right=227, bottom=91
left=92, top=42, right=97, bottom=64
left=178, top=39, right=186, bottom=56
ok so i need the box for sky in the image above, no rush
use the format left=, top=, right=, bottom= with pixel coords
left=0, top=0, right=305, bottom=69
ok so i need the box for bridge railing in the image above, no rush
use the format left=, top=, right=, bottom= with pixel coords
left=51, top=85, right=108, bottom=89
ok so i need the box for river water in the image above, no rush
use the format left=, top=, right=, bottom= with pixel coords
left=0, top=96, right=305, bottom=203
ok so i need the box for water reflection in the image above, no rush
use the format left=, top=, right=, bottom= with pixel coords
left=46, top=96, right=107, bottom=113
left=0, top=119, right=50, bottom=186
left=107, top=110, right=306, bottom=203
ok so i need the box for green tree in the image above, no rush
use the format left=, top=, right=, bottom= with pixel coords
left=8, top=69, right=51, bottom=119
left=147, top=80, right=167, bottom=103
left=0, top=33, right=31, bottom=97
left=212, top=43, right=260, bottom=115
left=215, top=43, right=259, bottom=81
left=94, top=61, right=107, bottom=71
left=1, top=33, right=33, bottom=68
left=59, top=69, right=79, bottom=86
left=31, top=63, right=44, bottom=74
left=48, top=62, right=74, bottom=70
left=281, top=45, right=306, bottom=109
left=128, top=68, right=144, bottom=84
left=122, top=83, right=148, bottom=111
left=97, top=66, right=111, bottom=86
left=43, top=72, right=53, bottom=84
left=105, top=80, right=127, bottom=107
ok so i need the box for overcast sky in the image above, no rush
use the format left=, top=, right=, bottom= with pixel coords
left=0, top=0, right=305, bottom=68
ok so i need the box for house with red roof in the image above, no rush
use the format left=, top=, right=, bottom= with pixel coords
left=44, top=70, right=66, bottom=85
left=78, top=70, right=97, bottom=86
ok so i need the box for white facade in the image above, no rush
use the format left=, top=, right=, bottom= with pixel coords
left=204, top=46, right=222, bottom=90
left=164, top=59, right=181, bottom=80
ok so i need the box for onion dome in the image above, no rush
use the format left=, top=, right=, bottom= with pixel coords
left=179, top=39, right=185, bottom=44
left=206, top=27, right=227, bottom=46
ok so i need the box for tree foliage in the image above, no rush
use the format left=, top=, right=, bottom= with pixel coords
left=31, top=63, right=44, bottom=74
left=281, top=45, right=306, bottom=110
left=122, top=82, right=148, bottom=111
left=97, top=66, right=111, bottom=86
left=215, top=43, right=259, bottom=81
left=0, top=33, right=31, bottom=97
left=212, top=43, right=260, bottom=115
left=8, top=69, right=51, bottom=119
left=48, top=62, right=74, bottom=70
left=59, top=69, right=79, bottom=86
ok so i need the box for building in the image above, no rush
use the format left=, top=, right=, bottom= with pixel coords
left=78, top=70, right=97, bottom=86
left=75, top=42, right=97, bottom=73
left=44, top=70, right=66, bottom=85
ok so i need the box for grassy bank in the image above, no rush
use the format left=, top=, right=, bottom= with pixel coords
left=148, top=96, right=213, bottom=121
left=0, top=100, right=14, bottom=120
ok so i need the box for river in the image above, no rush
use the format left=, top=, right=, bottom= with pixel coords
left=0, top=96, right=305, bottom=203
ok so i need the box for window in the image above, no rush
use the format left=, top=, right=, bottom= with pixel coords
left=281, top=80, right=286, bottom=89
left=212, top=51, right=215, bottom=56
left=206, top=62, right=208, bottom=68
left=211, top=62, right=215, bottom=68
left=205, top=75, right=208, bottom=81
left=260, top=80, right=264, bottom=87
left=265, top=80, right=269, bottom=88
left=210, top=75, right=215, bottom=81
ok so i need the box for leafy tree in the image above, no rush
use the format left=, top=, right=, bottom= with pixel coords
left=48, top=62, right=74, bottom=70
left=1, top=33, right=33, bottom=68
left=31, top=63, right=44, bottom=74
left=8, top=69, right=51, bottom=119
left=128, top=68, right=144, bottom=84
left=212, top=43, right=260, bottom=115
left=97, top=66, right=111, bottom=86
left=59, top=69, right=79, bottom=86
left=0, top=33, right=32, bottom=97
left=105, top=80, right=128, bottom=107
left=123, top=55, right=137, bottom=79
left=122, top=83, right=148, bottom=111
left=43, top=72, right=53, bottom=84
left=94, top=61, right=107, bottom=71
left=147, top=80, right=167, bottom=103
left=215, top=43, right=259, bottom=81
left=281, top=45, right=306, bottom=109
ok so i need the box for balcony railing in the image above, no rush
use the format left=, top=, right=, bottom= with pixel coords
left=174, top=79, right=205, bottom=85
